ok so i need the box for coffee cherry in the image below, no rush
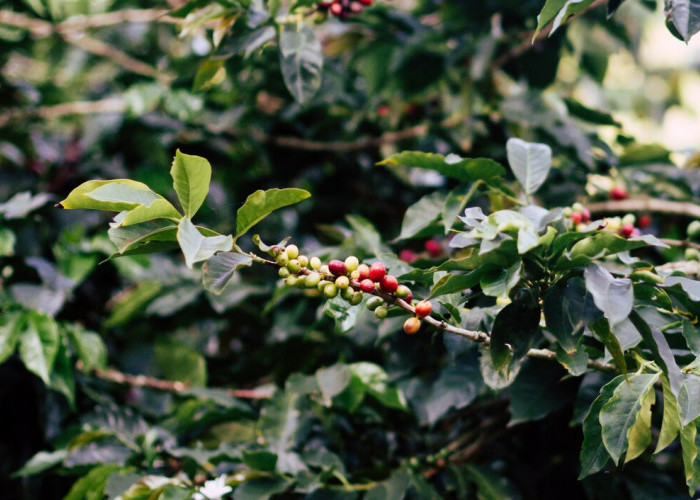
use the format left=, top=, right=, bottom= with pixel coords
left=294, top=275, right=307, bottom=288
left=570, top=212, right=582, bottom=224
left=571, top=202, right=584, bottom=212
left=305, top=272, right=321, bottom=288
left=341, top=287, right=354, bottom=300
left=357, top=264, right=370, bottom=280
left=335, top=276, right=350, bottom=289
left=380, top=275, right=398, bottom=293
left=610, top=186, right=628, bottom=200
left=329, top=259, right=347, bottom=276
left=367, top=296, right=384, bottom=311
left=318, top=0, right=333, bottom=7
left=279, top=267, right=290, bottom=278
left=318, top=279, right=332, bottom=291
left=285, top=244, right=299, bottom=259
left=396, top=285, right=411, bottom=299
left=276, top=253, right=289, bottom=266
left=329, top=2, right=342, bottom=15
left=310, top=256, right=322, bottom=270
left=360, top=279, right=375, bottom=292
left=350, top=270, right=360, bottom=280
left=285, top=276, right=298, bottom=287
left=686, top=248, right=699, bottom=261
left=399, top=249, right=418, bottom=263
left=320, top=264, right=330, bottom=275
left=581, top=208, right=591, bottom=223
left=287, top=259, right=301, bottom=273
left=324, top=283, right=338, bottom=298
left=345, top=255, right=359, bottom=272
left=620, top=224, right=635, bottom=238
left=369, top=262, right=386, bottom=282
left=350, top=291, right=363, bottom=305
left=688, top=221, right=700, bottom=239
left=415, top=300, right=432, bottom=318
left=403, top=317, right=421, bottom=334
left=562, top=207, right=572, bottom=217
left=298, top=255, right=309, bottom=268
left=359, top=0, right=372, bottom=5
left=425, top=239, right=441, bottom=257
left=638, top=214, right=652, bottom=229
left=349, top=1, right=363, bottom=13
left=374, top=306, right=388, bottom=319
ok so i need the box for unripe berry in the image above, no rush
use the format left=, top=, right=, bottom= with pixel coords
left=688, top=221, right=700, bottom=239
left=621, top=214, right=636, bottom=226
left=320, top=264, right=330, bottom=275
left=350, top=270, right=360, bottom=280
left=571, top=202, right=584, bottom=212
left=335, top=276, right=350, bottom=289
left=345, top=256, right=359, bottom=272
left=298, top=255, right=309, bottom=268
left=276, top=253, right=289, bottom=266
left=570, top=212, right=582, bottom=224
left=305, top=272, right=321, bottom=288
left=374, top=306, right=388, bottom=319
left=360, top=279, right=375, bottom=292
left=562, top=207, right=572, bottom=217
left=350, top=291, right=363, bottom=305
left=620, top=224, right=635, bottom=238
left=368, top=262, right=386, bottom=282
left=294, top=275, right=307, bottom=288
left=341, top=287, right=354, bottom=300
left=279, top=267, right=290, bottom=278
left=310, top=256, right=322, bottom=270
left=318, top=280, right=332, bottom=291
left=285, top=276, right=298, bottom=287
left=425, top=239, right=441, bottom=257
left=357, top=264, right=370, bottom=280
left=285, top=244, right=299, bottom=259
left=414, top=300, right=432, bottom=318
left=318, top=0, right=333, bottom=7
left=287, top=259, right=301, bottom=273
left=403, top=317, right=421, bottom=335
left=380, top=275, right=398, bottom=293
left=366, top=296, right=384, bottom=311
left=329, top=2, right=342, bottom=15
left=395, top=285, right=411, bottom=299
left=323, top=283, right=338, bottom=298
left=686, top=248, right=699, bottom=261
left=329, top=259, right=347, bottom=276
left=610, top=186, right=628, bottom=200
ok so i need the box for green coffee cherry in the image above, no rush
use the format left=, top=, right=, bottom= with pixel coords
left=688, top=221, right=700, bottom=240
left=686, top=248, right=699, bottom=261
left=350, top=270, right=360, bottom=280
left=305, top=272, right=321, bottom=288
left=285, top=276, right=298, bottom=287
left=345, top=256, right=359, bottom=272
left=278, top=267, right=291, bottom=278
left=318, top=280, right=332, bottom=291
left=571, top=202, right=584, bottom=213
left=310, top=256, right=322, bottom=269
left=350, top=291, right=363, bottom=305
left=335, top=276, right=350, bottom=289
left=367, top=296, right=384, bottom=311
left=374, top=306, right=388, bottom=319
left=285, top=244, right=299, bottom=259
left=320, top=264, right=330, bottom=275
left=621, top=214, right=636, bottom=226
left=276, top=253, right=289, bottom=266
left=287, top=259, right=301, bottom=273
left=341, top=287, right=354, bottom=300
left=298, top=255, right=309, bottom=268
left=294, top=275, right=307, bottom=288
left=324, top=283, right=338, bottom=298
left=395, top=285, right=411, bottom=299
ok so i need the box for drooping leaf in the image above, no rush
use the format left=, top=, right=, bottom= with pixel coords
left=656, top=374, right=682, bottom=453
left=278, top=21, right=323, bottom=104
left=584, top=263, right=633, bottom=325
left=624, top=377, right=655, bottom=462
left=662, top=276, right=700, bottom=301
left=680, top=421, right=700, bottom=495
left=396, top=191, right=446, bottom=240
left=600, top=372, right=660, bottom=464
left=507, top=359, right=575, bottom=424
left=58, top=180, right=162, bottom=212
left=588, top=317, right=627, bottom=375
left=108, top=219, right=178, bottom=254
left=170, top=150, right=211, bottom=218
left=480, top=261, right=522, bottom=298
left=235, top=188, right=311, bottom=239
left=679, top=375, right=700, bottom=426
left=13, top=449, right=67, bottom=477
left=505, top=138, right=552, bottom=195
left=683, top=319, right=700, bottom=356
left=543, top=277, right=600, bottom=352
left=202, top=251, right=254, bottom=294
left=0, top=311, right=21, bottom=364
left=667, top=0, right=700, bottom=42
left=176, top=218, right=233, bottom=269
left=489, top=289, right=540, bottom=369
left=377, top=151, right=505, bottom=184
left=18, top=311, right=60, bottom=384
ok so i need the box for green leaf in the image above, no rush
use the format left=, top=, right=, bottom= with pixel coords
left=430, top=268, right=487, bottom=299
left=683, top=319, right=700, bottom=356
left=316, top=363, right=353, bottom=406
left=193, top=59, right=226, bottom=92
left=155, top=339, right=207, bottom=387
left=600, top=372, right=660, bottom=464
left=235, top=188, right=311, bottom=238
left=64, top=464, right=123, bottom=500
left=169, top=151, right=211, bottom=219
left=241, top=450, right=277, bottom=472
left=662, top=276, right=700, bottom=301
left=108, top=219, right=178, bottom=254
left=624, top=375, right=655, bottom=462
left=0, top=191, right=52, bottom=219
left=0, top=227, right=16, bottom=256
left=278, top=21, right=323, bottom=104
left=65, top=325, right=107, bottom=371
left=579, top=375, right=625, bottom=478
left=18, top=311, right=60, bottom=384
left=480, top=261, right=521, bottom=298
left=681, top=421, right=700, bottom=495
left=668, top=0, right=700, bottom=42
left=105, top=281, right=163, bottom=327
left=588, top=317, right=627, bottom=375
left=177, top=217, right=233, bottom=268
left=507, top=359, right=573, bottom=424
left=489, top=289, right=540, bottom=370
left=584, top=264, right=633, bottom=325
left=377, top=151, right=505, bottom=184
left=235, top=477, right=289, bottom=500
left=544, top=277, right=600, bottom=352
left=0, top=311, right=21, bottom=364
left=656, top=374, right=682, bottom=453
left=350, top=362, right=408, bottom=411
left=118, top=199, right=181, bottom=226
left=679, top=375, right=700, bottom=426
left=13, top=449, right=67, bottom=477
left=59, top=179, right=167, bottom=213
left=564, top=98, right=621, bottom=126
left=534, top=0, right=567, bottom=39
left=396, top=191, right=445, bottom=240
left=202, top=252, right=254, bottom=294
left=506, top=138, right=552, bottom=195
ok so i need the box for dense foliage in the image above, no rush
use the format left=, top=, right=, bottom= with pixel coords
left=3, top=0, right=700, bottom=498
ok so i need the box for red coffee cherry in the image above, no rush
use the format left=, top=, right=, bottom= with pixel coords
left=619, top=224, right=635, bottom=238
left=610, top=186, right=628, bottom=200
left=380, top=275, right=398, bottom=293
left=403, top=317, right=421, bottom=335
left=329, top=2, right=343, bottom=15
left=328, top=259, right=347, bottom=276
left=357, top=264, right=370, bottom=280
left=581, top=208, right=591, bottom=223
left=570, top=212, right=582, bottom=224
left=360, top=279, right=376, bottom=292
left=638, top=214, right=652, bottom=228
left=424, top=239, right=441, bottom=257
left=368, top=262, right=386, bottom=282
left=415, top=300, right=432, bottom=318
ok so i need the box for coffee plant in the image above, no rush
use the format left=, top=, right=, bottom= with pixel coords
left=3, top=0, right=700, bottom=498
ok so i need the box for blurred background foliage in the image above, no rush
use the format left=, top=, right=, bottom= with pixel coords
left=2, top=0, right=700, bottom=498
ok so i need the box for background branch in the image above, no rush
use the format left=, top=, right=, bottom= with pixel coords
left=587, top=198, right=700, bottom=219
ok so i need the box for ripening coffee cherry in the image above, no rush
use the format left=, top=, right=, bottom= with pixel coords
left=415, top=300, right=432, bottom=318
left=350, top=270, right=360, bottom=280
left=277, top=253, right=289, bottom=266
left=285, top=244, right=299, bottom=259
left=403, top=317, right=421, bottom=335
left=395, top=285, right=411, bottom=299
left=279, top=267, right=291, bottom=278
left=287, top=259, right=301, bottom=273
left=349, top=1, right=363, bottom=13
left=298, top=255, right=309, bottom=268
left=350, top=291, right=363, bottom=305
left=619, top=224, right=635, bottom=238
left=335, top=276, right=350, bottom=289
left=366, top=296, right=384, bottom=311
left=341, top=287, right=354, bottom=300
left=570, top=212, right=582, bottom=224
left=324, top=283, right=338, bottom=298
left=309, top=256, right=322, bottom=270
left=374, top=306, right=388, bottom=319
left=357, top=264, right=370, bottom=280
left=368, top=262, right=386, bottom=282
left=305, top=272, right=321, bottom=288
left=360, top=279, right=375, bottom=292
left=581, top=208, right=591, bottom=223
left=345, top=256, right=359, bottom=272
left=424, top=239, right=441, bottom=257
left=329, top=2, right=342, bottom=15
left=610, top=186, right=628, bottom=200
left=329, top=259, right=347, bottom=276
left=380, top=275, right=398, bottom=293
left=359, top=0, right=372, bottom=5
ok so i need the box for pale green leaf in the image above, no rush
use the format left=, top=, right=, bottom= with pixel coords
left=170, top=150, right=211, bottom=218
left=278, top=21, right=323, bottom=104
left=0, top=311, right=21, bottom=364
left=506, top=138, right=552, bottom=195
left=202, top=251, right=254, bottom=294
left=18, top=311, right=60, bottom=384
left=177, top=217, right=233, bottom=268
left=584, top=264, right=633, bottom=325
left=396, top=191, right=445, bottom=240
left=235, top=188, right=311, bottom=238
left=59, top=180, right=161, bottom=212
left=377, top=151, right=505, bottom=183
left=656, top=374, right=682, bottom=453
left=624, top=377, right=655, bottom=462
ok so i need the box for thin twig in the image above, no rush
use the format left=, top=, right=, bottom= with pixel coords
left=659, top=238, right=700, bottom=250
left=81, top=363, right=273, bottom=399
left=587, top=198, right=700, bottom=219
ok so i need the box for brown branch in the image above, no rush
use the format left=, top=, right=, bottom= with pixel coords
left=659, top=238, right=700, bottom=251
left=587, top=198, right=700, bottom=219
left=57, top=9, right=176, bottom=30
left=81, top=363, right=273, bottom=400
left=0, top=98, right=126, bottom=128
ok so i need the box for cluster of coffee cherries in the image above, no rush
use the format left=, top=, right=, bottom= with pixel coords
left=564, top=203, right=649, bottom=239
left=272, top=244, right=432, bottom=335
left=318, top=0, right=372, bottom=20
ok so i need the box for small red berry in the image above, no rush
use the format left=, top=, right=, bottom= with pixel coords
left=380, top=275, right=398, bottom=293
left=610, top=186, right=628, bottom=200
left=570, top=212, right=582, bottom=224
left=403, top=317, right=421, bottom=335
left=328, top=259, right=347, bottom=276
left=581, top=208, right=591, bottom=223
left=399, top=249, right=418, bottom=263
left=368, top=262, right=386, bottom=282
left=357, top=264, right=370, bottom=280
left=415, top=300, right=432, bottom=318
left=377, top=104, right=389, bottom=117
left=620, top=224, right=635, bottom=238
left=424, top=239, right=441, bottom=257
left=329, top=2, right=343, bottom=15
left=638, top=214, right=652, bottom=229
left=349, top=1, right=363, bottom=12
left=360, top=279, right=375, bottom=292
left=359, top=0, right=372, bottom=5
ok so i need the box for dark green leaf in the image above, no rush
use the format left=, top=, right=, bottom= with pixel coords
left=377, top=152, right=505, bottom=184
left=64, top=464, right=122, bottom=500
left=589, top=317, right=627, bottom=375
left=507, top=359, right=575, bottom=424
left=202, top=252, right=254, bottom=294
left=489, top=289, right=540, bottom=370
left=241, top=450, right=277, bottom=472
left=18, top=311, right=60, bottom=384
